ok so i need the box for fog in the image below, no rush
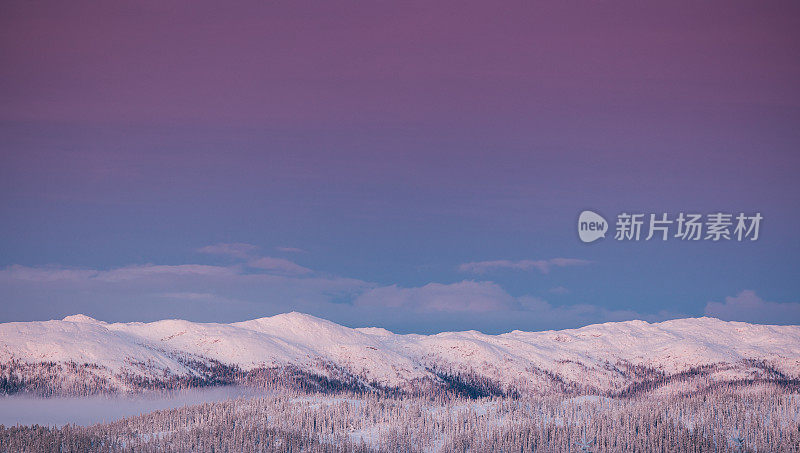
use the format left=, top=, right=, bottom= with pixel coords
left=0, top=387, right=264, bottom=427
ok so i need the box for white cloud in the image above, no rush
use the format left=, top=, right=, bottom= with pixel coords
left=197, top=243, right=312, bottom=276
left=1, top=265, right=99, bottom=282
left=0, top=261, right=669, bottom=333
left=705, top=290, right=800, bottom=325
left=0, top=263, right=238, bottom=282
left=159, top=292, right=224, bottom=301
left=516, top=295, right=647, bottom=325
left=197, top=242, right=259, bottom=259
left=458, top=258, right=590, bottom=274
left=354, top=281, right=516, bottom=313
left=276, top=246, right=306, bottom=253
left=100, top=264, right=239, bottom=281
left=351, top=280, right=650, bottom=328
left=247, top=257, right=312, bottom=275
left=346, top=281, right=668, bottom=332
left=0, top=263, right=370, bottom=323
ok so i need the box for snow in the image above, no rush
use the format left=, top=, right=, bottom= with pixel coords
left=1, top=313, right=798, bottom=393
left=62, top=314, right=107, bottom=325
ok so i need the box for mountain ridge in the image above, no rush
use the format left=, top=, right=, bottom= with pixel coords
left=1, top=313, right=798, bottom=397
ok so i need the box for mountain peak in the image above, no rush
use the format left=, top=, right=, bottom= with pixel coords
left=272, top=311, right=324, bottom=322
left=62, top=314, right=106, bottom=324
left=241, top=311, right=337, bottom=328
left=233, top=311, right=348, bottom=337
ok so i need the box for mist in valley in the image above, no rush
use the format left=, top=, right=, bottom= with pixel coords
left=0, top=386, right=262, bottom=427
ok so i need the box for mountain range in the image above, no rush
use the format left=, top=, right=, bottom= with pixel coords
left=1, top=312, right=798, bottom=397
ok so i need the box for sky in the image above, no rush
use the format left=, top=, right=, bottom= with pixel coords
left=1, top=0, right=799, bottom=333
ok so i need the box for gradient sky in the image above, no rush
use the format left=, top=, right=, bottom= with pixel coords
left=1, top=0, right=799, bottom=333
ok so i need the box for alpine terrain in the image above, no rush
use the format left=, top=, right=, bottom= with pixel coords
left=1, top=313, right=798, bottom=397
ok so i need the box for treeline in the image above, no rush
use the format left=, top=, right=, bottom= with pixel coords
left=0, top=360, right=111, bottom=397
left=3, top=356, right=800, bottom=403
left=0, top=358, right=515, bottom=401
left=2, top=386, right=798, bottom=452
left=0, top=358, right=381, bottom=398
left=0, top=423, right=362, bottom=453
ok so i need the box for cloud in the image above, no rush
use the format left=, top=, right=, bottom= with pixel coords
left=100, top=264, right=240, bottom=281
left=354, top=280, right=516, bottom=313
left=0, top=264, right=237, bottom=282
left=0, top=264, right=370, bottom=323
left=197, top=243, right=259, bottom=259
left=348, top=280, right=668, bottom=332
left=1, top=265, right=99, bottom=282
left=159, top=292, right=225, bottom=301
left=704, top=290, right=800, bottom=325
left=351, top=280, right=648, bottom=327
left=458, top=258, right=590, bottom=274
left=0, top=262, right=667, bottom=333
left=197, top=243, right=312, bottom=275
left=247, top=257, right=312, bottom=275
left=276, top=246, right=306, bottom=253
left=516, top=296, right=650, bottom=326
left=549, top=286, right=570, bottom=294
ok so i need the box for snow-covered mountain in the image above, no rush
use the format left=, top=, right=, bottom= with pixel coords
left=1, top=313, right=798, bottom=396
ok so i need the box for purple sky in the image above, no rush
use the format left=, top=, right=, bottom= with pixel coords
left=1, top=0, right=799, bottom=332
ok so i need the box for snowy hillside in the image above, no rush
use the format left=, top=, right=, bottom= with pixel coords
left=1, top=313, right=798, bottom=396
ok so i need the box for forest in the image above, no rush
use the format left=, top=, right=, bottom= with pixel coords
left=1, top=383, right=798, bottom=452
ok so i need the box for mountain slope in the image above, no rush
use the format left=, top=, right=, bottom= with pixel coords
left=1, top=313, right=798, bottom=396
